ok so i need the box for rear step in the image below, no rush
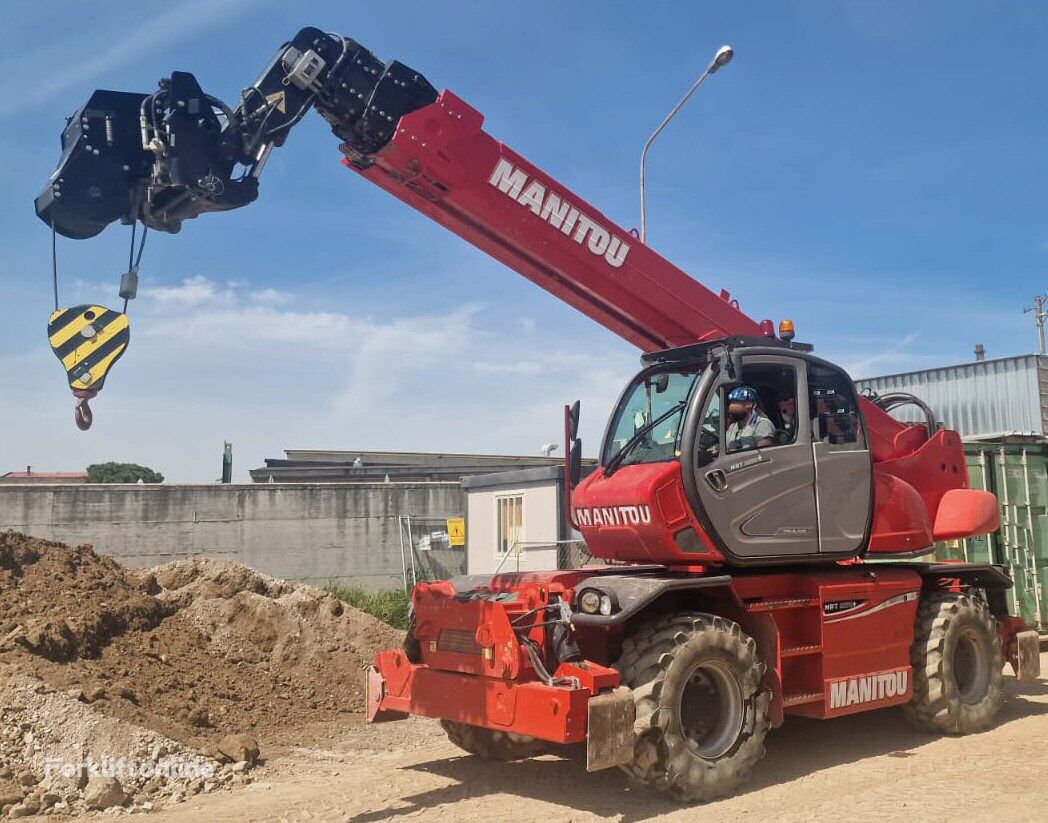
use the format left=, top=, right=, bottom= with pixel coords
left=782, top=692, right=822, bottom=707
left=745, top=597, right=818, bottom=612
left=781, top=644, right=821, bottom=658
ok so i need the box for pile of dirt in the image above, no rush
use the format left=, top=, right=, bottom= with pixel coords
left=0, top=531, right=405, bottom=815
left=0, top=675, right=242, bottom=816
left=0, top=533, right=165, bottom=662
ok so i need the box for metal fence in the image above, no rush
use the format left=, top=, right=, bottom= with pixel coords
left=397, top=514, right=467, bottom=587
left=492, top=539, right=596, bottom=574
left=396, top=517, right=598, bottom=586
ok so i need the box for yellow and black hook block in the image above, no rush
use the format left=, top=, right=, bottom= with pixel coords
left=47, top=304, right=131, bottom=428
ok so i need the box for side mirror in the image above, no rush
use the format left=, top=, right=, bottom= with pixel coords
left=570, top=438, right=583, bottom=486
left=564, top=403, right=584, bottom=531
left=821, top=412, right=859, bottom=444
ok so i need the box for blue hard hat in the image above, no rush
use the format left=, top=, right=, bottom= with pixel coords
left=728, top=387, right=759, bottom=403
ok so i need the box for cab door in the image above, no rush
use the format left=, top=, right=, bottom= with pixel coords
left=807, top=361, right=874, bottom=553
left=691, top=355, right=820, bottom=559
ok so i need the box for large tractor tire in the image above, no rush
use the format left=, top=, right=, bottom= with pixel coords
left=615, top=612, right=771, bottom=802
left=439, top=720, right=548, bottom=761
left=904, top=591, right=1003, bottom=735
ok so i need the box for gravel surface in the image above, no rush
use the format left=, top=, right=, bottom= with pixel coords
left=142, top=652, right=1048, bottom=823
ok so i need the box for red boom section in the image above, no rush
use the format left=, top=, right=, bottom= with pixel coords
left=344, top=89, right=981, bottom=545
left=346, top=90, right=763, bottom=352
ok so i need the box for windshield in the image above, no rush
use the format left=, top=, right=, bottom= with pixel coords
left=602, top=369, right=703, bottom=468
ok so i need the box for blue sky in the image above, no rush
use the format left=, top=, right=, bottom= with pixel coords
left=1, top=1, right=1046, bottom=481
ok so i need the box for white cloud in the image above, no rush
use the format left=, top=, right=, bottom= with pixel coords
left=838, top=332, right=923, bottom=378
left=137, top=277, right=480, bottom=364
left=147, top=275, right=237, bottom=308
left=474, top=361, right=543, bottom=376
left=248, top=288, right=294, bottom=307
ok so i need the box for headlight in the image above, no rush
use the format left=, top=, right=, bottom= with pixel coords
left=578, top=589, right=615, bottom=616
left=578, top=589, right=602, bottom=614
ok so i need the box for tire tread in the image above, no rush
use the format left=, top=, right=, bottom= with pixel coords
left=615, top=611, right=770, bottom=802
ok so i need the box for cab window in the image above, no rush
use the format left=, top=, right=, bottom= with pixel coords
left=697, top=391, right=722, bottom=462
left=808, top=362, right=864, bottom=450
left=603, top=369, right=702, bottom=468
left=723, top=363, right=800, bottom=454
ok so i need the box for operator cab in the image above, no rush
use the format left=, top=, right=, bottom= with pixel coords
left=584, top=337, right=873, bottom=566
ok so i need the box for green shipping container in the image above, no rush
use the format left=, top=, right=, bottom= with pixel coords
left=935, top=438, right=1048, bottom=629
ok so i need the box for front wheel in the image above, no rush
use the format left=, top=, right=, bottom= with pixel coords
left=615, top=612, right=771, bottom=802
left=904, top=592, right=1003, bottom=734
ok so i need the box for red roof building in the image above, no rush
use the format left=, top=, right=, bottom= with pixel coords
left=0, top=467, right=88, bottom=485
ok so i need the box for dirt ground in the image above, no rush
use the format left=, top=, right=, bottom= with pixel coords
left=5, top=533, right=1046, bottom=821
left=0, top=533, right=403, bottom=815
left=143, top=652, right=1048, bottom=823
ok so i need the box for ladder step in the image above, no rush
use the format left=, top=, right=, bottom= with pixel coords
left=782, top=691, right=823, bottom=707
left=781, top=644, right=821, bottom=658
left=745, top=597, right=818, bottom=613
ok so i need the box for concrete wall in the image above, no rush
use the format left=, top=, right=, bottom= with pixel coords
left=0, top=482, right=465, bottom=591
left=466, top=478, right=560, bottom=575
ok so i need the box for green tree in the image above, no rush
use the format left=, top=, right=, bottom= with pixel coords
left=86, top=462, right=164, bottom=484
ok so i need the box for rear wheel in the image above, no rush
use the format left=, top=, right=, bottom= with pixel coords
left=440, top=720, right=548, bottom=761
left=616, top=612, right=770, bottom=802
left=904, top=592, right=1003, bottom=734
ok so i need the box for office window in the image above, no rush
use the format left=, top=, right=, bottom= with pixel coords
left=496, top=494, right=524, bottom=554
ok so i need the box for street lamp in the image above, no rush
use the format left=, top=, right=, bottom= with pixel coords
left=640, top=45, right=734, bottom=244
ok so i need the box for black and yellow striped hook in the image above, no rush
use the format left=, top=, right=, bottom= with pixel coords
left=47, top=305, right=131, bottom=430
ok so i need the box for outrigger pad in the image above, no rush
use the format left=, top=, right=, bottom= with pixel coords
left=48, top=305, right=130, bottom=392
left=1016, top=630, right=1041, bottom=683
left=365, top=665, right=406, bottom=723
left=586, top=687, right=635, bottom=772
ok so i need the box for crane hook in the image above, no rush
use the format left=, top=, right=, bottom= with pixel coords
left=73, top=389, right=97, bottom=431
left=48, top=305, right=131, bottom=432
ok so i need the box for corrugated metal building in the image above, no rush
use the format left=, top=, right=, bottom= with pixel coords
left=859, top=353, right=1048, bottom=628
left=856, top=354, right=1048, bottom=439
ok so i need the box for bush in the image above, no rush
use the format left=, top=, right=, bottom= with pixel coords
left=327, top=585, right=411, bottom=630
left=87, top=462, right=164, bottom=484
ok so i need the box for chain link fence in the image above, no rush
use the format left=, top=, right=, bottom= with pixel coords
left=492, top=539, right=596, bottom=574
left=398, top=515, right=467, bottom=587
left=397, top=517, right=599, bottom=586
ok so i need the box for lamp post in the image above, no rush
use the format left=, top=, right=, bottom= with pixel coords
left=640, top=45, right=734, bottom=244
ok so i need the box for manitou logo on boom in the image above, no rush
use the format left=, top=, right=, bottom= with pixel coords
left=828, top=667, right=910, bottom=710
left=574, top=505, right=652, bottom=527
left=488, top=158, right=631, bottom=268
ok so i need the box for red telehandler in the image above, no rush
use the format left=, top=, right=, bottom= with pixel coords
left=37, top=27, right=1040, bottom=801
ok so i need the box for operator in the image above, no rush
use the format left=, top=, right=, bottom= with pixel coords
left=777, top=396, right=797, bottom=442
left=725, top=387, right=776, bottom=453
